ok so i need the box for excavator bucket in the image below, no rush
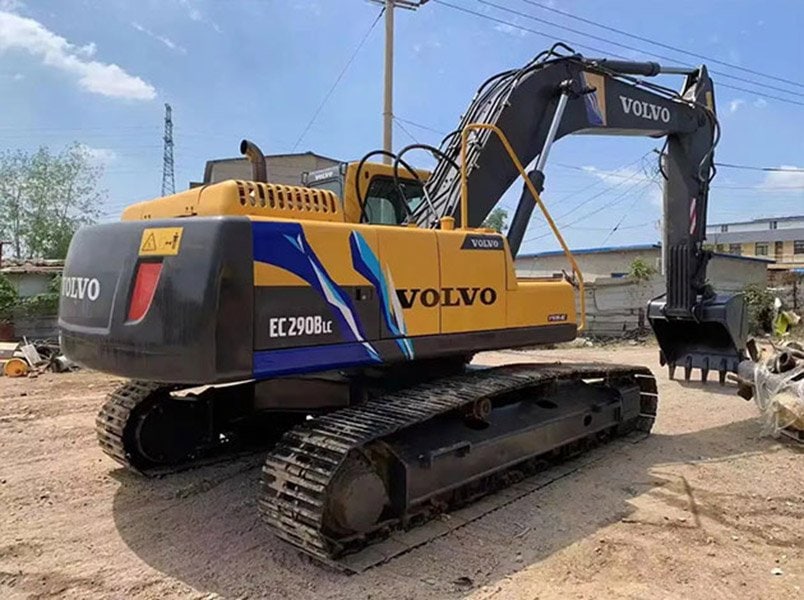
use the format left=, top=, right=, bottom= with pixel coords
left=647, top=293, right=748, bottom=384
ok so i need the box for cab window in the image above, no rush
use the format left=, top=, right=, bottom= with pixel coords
left=363, top=176, right=425, bottom=225
left=308, top=177, right=343, bottom=199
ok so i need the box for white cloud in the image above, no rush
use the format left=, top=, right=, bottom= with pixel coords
left=178, top=0, right=201, bottom=21
left=494, top=23, right=528, bottom=37
left=291, top=0, right=322, bottom=16
left=753, top=98, right=768, bottom=108
left=413, top=39, right=442, bottom=54
left=759, top=166, right=804, bottom=194
left=132, top=22, right=186, bottom=54
left=0, top=11, right=156, bottom=100
left=77, top=144, right=117, bottom=165
left=582, top=165, right=663, bottom=207
left=0, top=0, right=23, bottom=10
left=178, top=0, right=221, bottom=32
left=728, top=98, right=745, bottom=113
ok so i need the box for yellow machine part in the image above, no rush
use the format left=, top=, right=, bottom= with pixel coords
left=122, top=180, right=344, bottom=223
left=3, top=357, right=29, bottom=377
left=339, top=162, right=430, bottom=224
left=250, top=216, right=577, bottom=337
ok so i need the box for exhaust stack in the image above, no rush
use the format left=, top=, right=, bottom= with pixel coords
left=240, top=139, right=267, bottom=183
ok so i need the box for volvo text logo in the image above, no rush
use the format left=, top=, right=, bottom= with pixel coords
left=396, top=287, right=497, bottom=309
left=619, top=96, right=671, bottom=123
left=61, top=276, right=101, bottom=302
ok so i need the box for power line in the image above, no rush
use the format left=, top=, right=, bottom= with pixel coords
left=393, top=117, right=420, bottom=144
left=518, top=0, right=804, bottom=90
left=475, top=0, right=804, bottom=101
left=526, top=152, right=655, bottom=234
left=524, top=176, right=657, bottom=244
left=565, top=221, right=654, bottom=232
left=388, top=119, right=804, bottom=178
left=291, top=8, right=384, bottom=151
left=394, top=116, right=448, bottom=136
left=601, top=192, right=653, bottom=244
left=432, top=0, right=804, bottom=107
left=553, top=162, right=804, bottom=190
left=473, top=0, right=804, bottom=99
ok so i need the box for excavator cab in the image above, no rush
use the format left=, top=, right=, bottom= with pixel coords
left=302, top=162, right=430, bottom=225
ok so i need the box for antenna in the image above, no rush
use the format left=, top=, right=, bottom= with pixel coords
left=161, top=103, right=175, bottom=196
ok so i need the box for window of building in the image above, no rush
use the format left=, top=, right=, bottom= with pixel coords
left=770, top=220, right=778, bottom=230
left=755, top=242, right=768, bottom=256
left=795, top=240, right=804, bottom=255
left=775, top=241, right=784, bottom=260
left=720, top=224, right=728, bottom=233
left=728, top=243, right=742, bottom=255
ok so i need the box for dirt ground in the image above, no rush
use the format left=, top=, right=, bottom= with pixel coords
left=0, top=344, right=801, bottom=600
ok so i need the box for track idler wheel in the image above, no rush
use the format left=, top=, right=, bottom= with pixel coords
left=324, top=453, right=389, bottom=536
left=132, top=394, right=210, bottom=466
left=124, top=390, right=210, bottom=469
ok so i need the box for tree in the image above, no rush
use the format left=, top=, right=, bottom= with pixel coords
left=0, top=143, right=105, bottom=260
left=628, top=257, right=657, bottom=282
left=0, top=274, right=18, bottom=322
left=482, top=207, right=508, bottom=233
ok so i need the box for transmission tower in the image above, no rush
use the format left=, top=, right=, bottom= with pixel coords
left=161, top=103, right=175, bottom=196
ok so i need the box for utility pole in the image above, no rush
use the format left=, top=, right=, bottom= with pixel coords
left=161, top=103, right=176, bottom=196
left=372, top=0, right=429, bottom=163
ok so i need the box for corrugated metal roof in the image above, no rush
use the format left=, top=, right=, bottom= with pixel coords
left=711, top=252, right=774, bottom=263
left=708, top=214, right=804, bottom=227
left=517, top=243, right=773, bottom=263
left=517, top=243, right=660, bottom=259
left=706, top=228, right=804, bottom=244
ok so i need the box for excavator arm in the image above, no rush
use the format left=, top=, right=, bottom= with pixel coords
left=418, top=47, right=746, bottom=381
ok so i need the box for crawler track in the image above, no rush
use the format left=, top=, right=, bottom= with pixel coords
left=96, top=380, right=293, bottom=476
left=96, top=381, right=178, bottom=475
left=258, top=362, right=657, bottom=569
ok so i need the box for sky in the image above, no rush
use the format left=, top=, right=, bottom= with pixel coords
left=0, top=0, right=802, bottom=256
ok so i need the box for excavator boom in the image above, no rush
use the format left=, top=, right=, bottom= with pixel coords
left=417, top=47, right=746, bottom=380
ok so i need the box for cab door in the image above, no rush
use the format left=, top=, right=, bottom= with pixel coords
left=437, top=230, right=507, bottom=333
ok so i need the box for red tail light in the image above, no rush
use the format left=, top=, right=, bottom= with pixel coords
left=128, top=262, right=162, bottom=322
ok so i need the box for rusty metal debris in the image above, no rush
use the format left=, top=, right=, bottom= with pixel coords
left=736, top=341, right=804, bottom=443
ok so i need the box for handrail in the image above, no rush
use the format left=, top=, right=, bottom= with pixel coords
left=459, top=123, right=586, bottom=332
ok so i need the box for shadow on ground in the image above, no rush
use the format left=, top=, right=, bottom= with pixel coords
left=109, top=413, right=799, bottom=599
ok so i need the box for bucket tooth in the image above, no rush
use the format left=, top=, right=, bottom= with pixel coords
left=684, top=357, right=692, bottom=381
left=668, top=363, right=676, bottom=380
left=701, top=358, right=710, bottom=384
left=719, top=358, right=728, bottom=386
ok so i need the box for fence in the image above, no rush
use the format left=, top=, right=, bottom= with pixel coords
left=580, top=277, right=663, bottom=337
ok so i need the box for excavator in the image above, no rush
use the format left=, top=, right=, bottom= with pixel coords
left=59, top=45, right=747, bottom=567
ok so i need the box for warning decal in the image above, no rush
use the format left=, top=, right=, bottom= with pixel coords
left=139, top=227, right=183, bottom=256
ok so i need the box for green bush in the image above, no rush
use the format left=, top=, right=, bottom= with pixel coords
left=743, top=283, right=774, bottom=335
left=628, top=257, right=657, bottom=282
left=0, top=275, right=19, bottom=322
left=19, top=292, right=60, bottom=317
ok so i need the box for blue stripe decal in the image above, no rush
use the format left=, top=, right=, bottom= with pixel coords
left=349, top=231, right=414, bottom=359
left=254, top=343, right=381, bottom=378
left=252, top=221, right=380, bottom=362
